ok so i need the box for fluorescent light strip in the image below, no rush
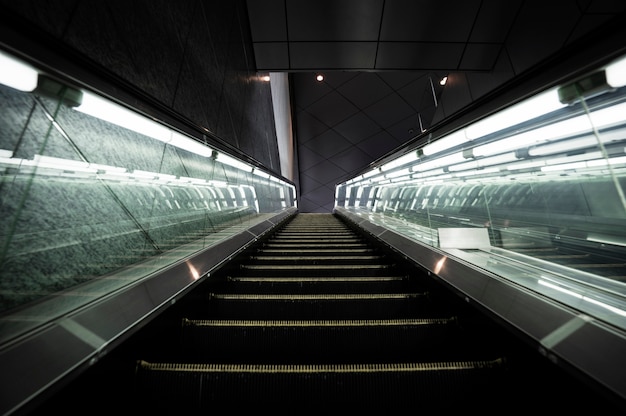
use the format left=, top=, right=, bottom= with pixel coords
left=465, top=88, right=565, bottom=140
left=75, top=91, right=214, bottom=157
left=421, top=130, right=468, bottom=156
left=380, top=151, right=419, bottom=171
left=0, top=50, right=39, bottom=92
left=606, top=54, right=626, bottom=88
left=216, top=152, right=253, bottom=172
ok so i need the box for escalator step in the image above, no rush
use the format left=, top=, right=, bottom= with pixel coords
left=134, top=359, right=507, bottom=407
left=206, top=292, right=432, bottom=320
left=179, top=317, right=476, bottom=363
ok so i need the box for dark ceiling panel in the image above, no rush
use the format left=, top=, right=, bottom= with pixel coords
left=303, top=129, right=353, bottom=159
left=246, top=0, right=287, bottom=41
left=470, top=0, right=523, bottom=42
left=337, top=73, right=394, bottom=108
left=376, top=42, right=466, bottom=70
left=252, top=42, right=289, bottom=70
left=304, top=91, right=359, bottom=127
left=333, top=112, right=383, bottom=144
left=296, top=145, right=327, bottom=171
left=357, top=130, right=402, bottom=158
left=363, top=93, right=416, bottom=129
left=290, top=42, right=378, bottom=69
left=459, top=43, right=502, bottom=71
left=300, top=159, right=346, bottom=185
left=332, top=146, right=374, bottom=175
left=321, top=71, right=360, bottom=88
left=294, top=111, right=330, bottom=144
left=379, top=0, right=482, bottom=42
left=286, top=0, right=384, bottom=41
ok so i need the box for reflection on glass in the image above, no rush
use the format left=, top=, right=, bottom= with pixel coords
left=0, top=50, right=296, bottom=342
left=336, top=53, right=626, bottom=329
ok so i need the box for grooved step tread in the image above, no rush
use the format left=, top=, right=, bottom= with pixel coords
left=210, top=293, right=427, bottom=300
left=137, top=359, right=505, bottom=373
left=182, top=317, right=456, bottom=327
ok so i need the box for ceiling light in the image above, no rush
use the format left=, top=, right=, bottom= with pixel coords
left=316, top=74, right=324, bottom=82
left=439, top=76, right=448, bottom=86
left=261, top=75, right=270, bottom=82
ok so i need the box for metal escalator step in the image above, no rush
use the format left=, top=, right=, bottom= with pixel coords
left=134, top=359, right=507, bottom=407
left=227, top=276, right=405, bottom=282
left=262, top=243, right=369, bottom=249
left=206, top=292, right=431, bottom=320
left=223, top=275, right=413, bottom=294
left=180, top=317, right=464, bottom=363
left=210, top=293, right=424, bottom=300
left=258, top=248, right=375, bottom=254
left=248, top=255, right=385, bottom=261
left=240, top=264, right=393, bottom=270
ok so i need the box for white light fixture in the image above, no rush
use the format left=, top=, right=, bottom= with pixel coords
left=606, top=54, right=626, bottom=88
left=473, top=101, right=626, bottom=158
left=76, top=91, right=215, bottom=157
left=0, top=49, right=39, bottom=92
left=439, top=76, right=448, bottom=86
left=316, top=74, right=324, bottom=82
left=380, top=151, right=419, bottom=171
left=252, top=169, right=271, bottom=179
left=215, top=152, right=254, bottom=172
left=421, top=130, right=468, bottom=156
left=465, top=88, right=565, bottom=140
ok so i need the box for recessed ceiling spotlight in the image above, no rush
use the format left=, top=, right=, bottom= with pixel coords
left=261, top=75, right=271, bottom=82
left=316, top=74, right=324, bottom=82
left=439, top=76, right=448, bottom=86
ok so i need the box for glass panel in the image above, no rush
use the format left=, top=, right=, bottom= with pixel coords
left=0, top=50, right=296, bottom=343
left=336, top=53, right=626, bottom=330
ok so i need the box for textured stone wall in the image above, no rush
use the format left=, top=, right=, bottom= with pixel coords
left=0, top=0, right=281, bottom=175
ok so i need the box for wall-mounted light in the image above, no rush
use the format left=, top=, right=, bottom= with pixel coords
left=0, top=49, right=39, bottom=92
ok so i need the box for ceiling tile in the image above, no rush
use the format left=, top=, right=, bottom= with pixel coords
left=292, top=73, right=333, bottom=109
left=505, top=1, right=580, bottom=73
left=330, top=145, right=372, bottom=178
left=246, top=0, right=287, bottom=41
left=380, top=0, right=482, bottom=42
left=253, top=42, right=289, bottom=70
left=333, top=112, right=382, bottom=144
left=303, top=129, right=353, bottom=159
left=470, top=0, right=522, bottom=42
left=299, top=170, right=324, bottom=194
left=301, top=159, right=346, bottom=184
left=297, top=144, right=327, bottom=171
left=459, top=43, right=502, bottom=71
left=386, top=113, right=422, bottom=143
left=286, top=0, right=384, bottom=41
left=396, top=75, right=435, bottom=111
left=357, top=130, right=401, bottom=159
left=337, top=73, right=394, bottom=108
left=320, top=71, right=360, bottom=89
left=294, top=110, right=330, bottom=144
left=305, top=91, right=360, bottom=127
left=363, top=93, right=416, bottom=128
left=377, top=42, right=466, bottom=70
left=290, top=42, right=378, bottom=70
left=376, top=71, right=428, bottom=90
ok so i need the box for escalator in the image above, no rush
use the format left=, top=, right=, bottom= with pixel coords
left=28, top=213, right=625, bottom=414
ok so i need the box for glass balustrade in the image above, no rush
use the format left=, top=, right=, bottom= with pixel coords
left=335, top=53, right=626, bottom=332
left=0, top=49, right=296, bottom=345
